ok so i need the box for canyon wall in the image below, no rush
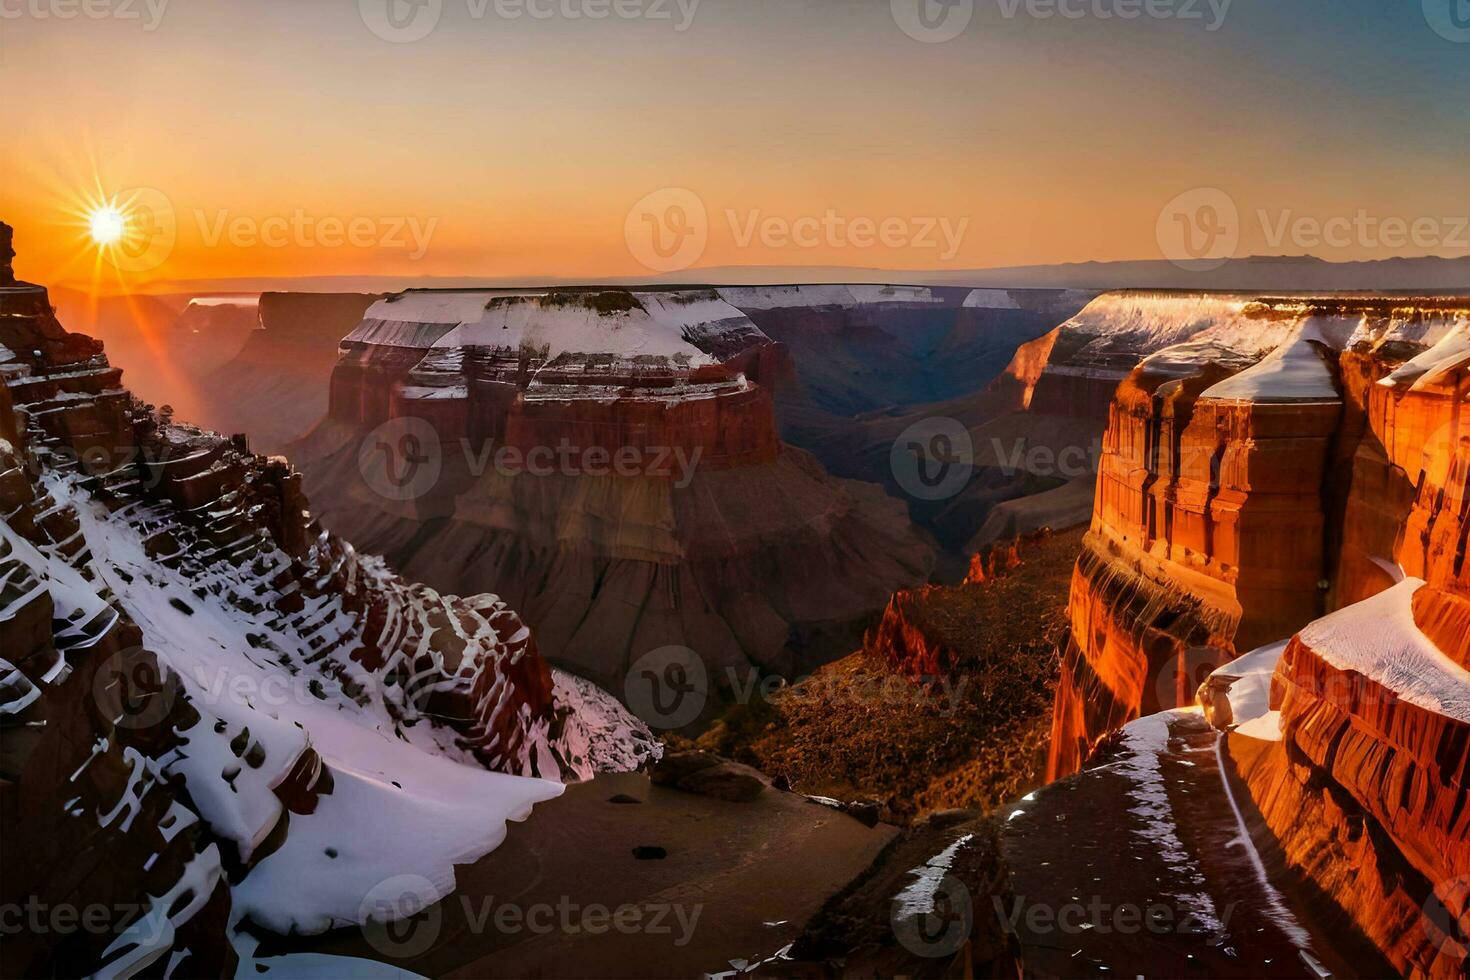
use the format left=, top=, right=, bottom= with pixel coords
left=196, top=291, right=381, bottom=453
left=1046, top=284, right=1468, bottom=975
left=1048, top=295, right=1467, bottom=778
left=1224, top=321, right=1469, bottom=977
left=294, top=288, right=935, bottom=692
left=0, top=231, right=649, bottom=976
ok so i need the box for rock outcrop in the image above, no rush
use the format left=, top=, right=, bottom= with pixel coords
left=0, top=228, right=652, bottom=976
left=293, top=288, right=935, bottom=690
left=1040, top=285, right=1468, bottom=976
left=1048, top=295, right=1467, bottom=778
left=193, top=292, right=382, bottom=454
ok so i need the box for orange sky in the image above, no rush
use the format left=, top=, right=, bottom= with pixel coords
left=3, top=0, right=1467, bottom=291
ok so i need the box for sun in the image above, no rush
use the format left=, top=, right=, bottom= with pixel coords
left=89, top=206, right=127, bottom=246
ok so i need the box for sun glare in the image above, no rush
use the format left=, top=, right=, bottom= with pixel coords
left=88, top=206, right=126, bottom=246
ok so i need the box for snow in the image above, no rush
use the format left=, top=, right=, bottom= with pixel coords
left=1050, top=293, right=1459, bottom=382
left=346, top=289, right=766, bottom=368
left=1053, top=293, right=1269, bottom=368
left=98, top=844, right=225, bottom=979
left=1345, top=309, right=1462, bottom=351
left=716, top=285, right=856, bottom=309
left=232, top=933, right=424, bottom=979
left=893, top=833, right=974, bottom=917
left=232, top=754, right=549, bottom=935
left=366, top=290, right=541, bottom=325
left=1112, top=709, right=1227, bottom=937
left=551, top=670, right=661, bottom=774
left=1379, top=319, right=1470, bottom=392
left=845, top=284, right=944, bottom=305
left=962, top=288, right=1020, bottom=310
left=53, top=474, right=567, bottom=934
left=1207, top=640, right=1288, bottom=741
left=1199, top=319, right=1341, bottom=404
left=1137, top=339, right=1262, bottom=381
left=1210, top=737, right=1312, bottom=951
left=716, top=284, right=944, bottom=310
left=1297, top=578, right=1470, bottom=723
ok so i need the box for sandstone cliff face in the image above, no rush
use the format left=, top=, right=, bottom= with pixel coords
left=1048, top=286, right=1468, bottom=976
left=195, top=292, right=381, bottom=454
left=0, top=235, right=650, bottom=975
left=295, top=288, right=936, bottom=690
left=1225, top=320, right=1470, bottom=978
left=1048, top=296, right=1467, bottom=778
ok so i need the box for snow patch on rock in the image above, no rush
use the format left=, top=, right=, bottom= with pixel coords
left=1297, top=578, right=1470, bottom=724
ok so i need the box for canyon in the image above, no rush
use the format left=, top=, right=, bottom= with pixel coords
left=1025, top=290, right=1469, bottom=978
left=0, top=226, right=654, bottom=977
left=14, top=214, right=1469, bottom=976
left=287, top=287, right=981, bottom=693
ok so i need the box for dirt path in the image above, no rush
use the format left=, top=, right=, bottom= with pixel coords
left=997, top=709, right=1386, bottom=978
left=256, top=772, right=897, bottom=979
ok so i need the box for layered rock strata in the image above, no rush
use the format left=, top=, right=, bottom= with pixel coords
left=0, top=229, right=650, bottom=976
left=295, top=288, right=935, bottom=688
left=1044, top=286, right=1467, bottom=976
left=1049, top=295, right=1467, bottom=778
